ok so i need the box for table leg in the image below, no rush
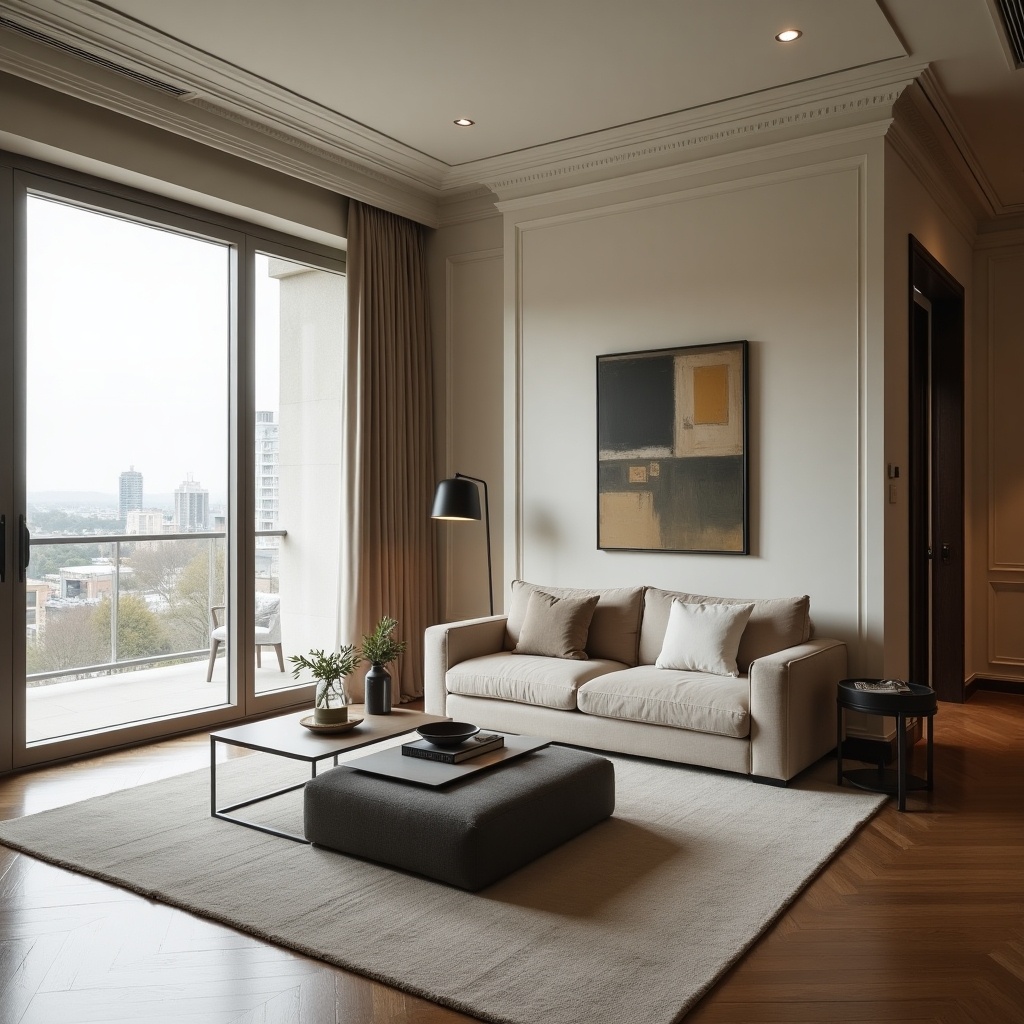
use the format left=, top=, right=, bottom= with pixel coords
left=210, top=735, right=217, bottom=817
left=896, top=712, right=907, bottom=812
left=926, top=712, right=934, bottom=790
left=836, top=703, right=844, bottom=787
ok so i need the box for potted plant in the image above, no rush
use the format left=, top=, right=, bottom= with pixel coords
left=288, top=645, right=361, bottom=725
left=360, top=616, right=406, bottom=715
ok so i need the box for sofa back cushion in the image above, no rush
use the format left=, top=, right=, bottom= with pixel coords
left=506, top=581, right=644, bottom=666
left=513, top=590, right=600, bottom=660
left=639, top=588, right=811, bottom=673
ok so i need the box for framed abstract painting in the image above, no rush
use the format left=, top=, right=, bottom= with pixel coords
left=597, top=340, right=748, bottom=554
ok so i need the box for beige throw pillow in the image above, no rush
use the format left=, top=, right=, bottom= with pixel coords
left=655, top=600, right=755, bottom=677
left=513, top=590, right=600, bottom=661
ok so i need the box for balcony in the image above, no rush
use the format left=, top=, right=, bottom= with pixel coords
left=26, top=529, right=296, bottom=745
left=26, top=656, right=296, bottom=745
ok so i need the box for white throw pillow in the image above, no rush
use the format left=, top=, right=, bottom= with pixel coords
left=655, top=600, right=755, bottom=676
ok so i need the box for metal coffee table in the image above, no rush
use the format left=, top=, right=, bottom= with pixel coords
left=210, top=706, right=447, bottom=842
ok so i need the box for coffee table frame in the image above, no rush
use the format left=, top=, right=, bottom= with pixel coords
left=210, top=706, right=447, bottom=842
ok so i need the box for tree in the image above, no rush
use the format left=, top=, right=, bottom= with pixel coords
left=124, top=540, right=204, bottom=605
left=92, top=594, right=170, bottom=661
left=28, top=543, right=102, bottom=579
left=27, top=604, right=105, bottom=674
left=167, top=544, right=225, bottom=652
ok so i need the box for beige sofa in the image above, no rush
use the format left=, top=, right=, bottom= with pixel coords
left=424, top=581, right=848, bottom=784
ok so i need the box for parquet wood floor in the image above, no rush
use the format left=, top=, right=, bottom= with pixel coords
left=0, top=692, right=1021, bottom=1023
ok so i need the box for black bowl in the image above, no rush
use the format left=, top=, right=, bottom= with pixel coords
left=416, top=722, right=480, bottom=748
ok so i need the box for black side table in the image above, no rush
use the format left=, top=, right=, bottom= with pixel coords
left=836, top=679, right=937, bottom=811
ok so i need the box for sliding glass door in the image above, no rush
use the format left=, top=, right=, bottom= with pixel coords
left=23, top=194, right=232, bottom=744
left=0, top=157, right=345, bottom=770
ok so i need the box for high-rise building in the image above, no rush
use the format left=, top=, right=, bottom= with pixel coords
left=255, top=411, right=279, bottom=537
left=174, top=475, right=209, bottom=533
left=118, top=465, right=143, bottom=520
left=125, top=509, right=167, bottom=548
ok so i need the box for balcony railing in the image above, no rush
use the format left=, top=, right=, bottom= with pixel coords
left=27, top=529, right=286, bottom=683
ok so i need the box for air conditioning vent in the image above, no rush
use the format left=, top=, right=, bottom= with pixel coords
left=0, top=16, right=189, bottom=95
left=994, top=0, right=1024, bottom=67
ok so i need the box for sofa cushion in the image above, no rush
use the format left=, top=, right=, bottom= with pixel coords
left=656, top=599, right=754, bottom=676
left=639, top=589, right=811, bottom=673
left=506, top=581, right=644, bottom=666
left=577, top=667, right=750, bottom=738
left=446, top=652, right=625, bottom=711
left=513, top=590, right=600, bottom=660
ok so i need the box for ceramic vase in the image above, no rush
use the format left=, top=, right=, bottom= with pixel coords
left=364, top=662, right=392, bottom=715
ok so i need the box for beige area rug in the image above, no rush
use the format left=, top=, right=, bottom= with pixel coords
left=0, top=747, right=884, bottom=1024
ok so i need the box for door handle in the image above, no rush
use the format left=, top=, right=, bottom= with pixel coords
left=19, top=514, right=30, bottom=583
left=0, top=514, right=5, bottom=583
left=941, top=543, right=951, bottom=564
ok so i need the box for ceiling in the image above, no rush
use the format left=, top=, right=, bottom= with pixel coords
left=98, top=0, right=908, bottom=166
left=2, top=0, right=1023, bottom=216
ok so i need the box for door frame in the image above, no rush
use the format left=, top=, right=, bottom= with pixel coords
left=908, top=236, right=965, bottom=703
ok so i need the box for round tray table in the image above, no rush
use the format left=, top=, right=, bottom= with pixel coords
left=836, top=678, right=937, bottom=811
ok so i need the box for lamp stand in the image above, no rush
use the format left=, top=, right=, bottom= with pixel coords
left=455, top=472, right=493, bottom=616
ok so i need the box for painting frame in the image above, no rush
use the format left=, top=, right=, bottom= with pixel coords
left=596, top=340, right=749, bottom=555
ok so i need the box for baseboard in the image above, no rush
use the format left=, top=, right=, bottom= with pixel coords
left=968, top=677, right=1024, bottom=697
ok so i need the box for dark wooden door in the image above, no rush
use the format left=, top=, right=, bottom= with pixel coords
left=909, top=238, right=965, bottom=703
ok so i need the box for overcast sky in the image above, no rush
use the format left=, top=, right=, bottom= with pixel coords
left=26, top=196, right=281, bottom=501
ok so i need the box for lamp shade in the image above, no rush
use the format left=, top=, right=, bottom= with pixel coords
left=431, top=477, right=481, bottom=521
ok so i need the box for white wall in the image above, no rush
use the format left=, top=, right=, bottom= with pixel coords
left=426, top=213, right=505, bottom=620
left=275, top=266, right=347, bottom=665
left=504, top=142, right=888, bottom=672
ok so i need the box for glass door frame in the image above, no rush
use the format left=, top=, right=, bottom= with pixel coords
left=1, top=152, right=345, bottom=772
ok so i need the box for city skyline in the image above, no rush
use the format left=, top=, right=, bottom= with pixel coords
left=25, top=197, right=282, bottom=495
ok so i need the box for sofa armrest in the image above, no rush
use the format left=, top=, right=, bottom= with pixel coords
left=748, top=638, right=848, bottom=782
left=423, top=616, right=509, bottom=716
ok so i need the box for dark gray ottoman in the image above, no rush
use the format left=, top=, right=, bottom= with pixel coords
left=303, top=745, right=614, bottom=890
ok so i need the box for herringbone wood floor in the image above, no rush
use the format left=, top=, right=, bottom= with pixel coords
left=0, top=692, right=1022, bottom=1023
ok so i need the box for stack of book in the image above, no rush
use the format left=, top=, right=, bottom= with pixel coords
left=402, top=732, right=505, bottom=764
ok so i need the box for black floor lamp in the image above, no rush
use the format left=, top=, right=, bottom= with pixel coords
left=431, top=472, right=493, bottom=616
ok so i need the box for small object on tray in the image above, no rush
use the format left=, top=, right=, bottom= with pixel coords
left=851, top=679, right=911, bottom=693
left=415, top=721, right=480, bottom=747
left=300, top=715, right=363, bottom=734
left=403, top=732, right=505, bottom=764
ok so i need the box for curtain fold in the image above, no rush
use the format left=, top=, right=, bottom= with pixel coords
left=339, top=200, right=437, bottom=699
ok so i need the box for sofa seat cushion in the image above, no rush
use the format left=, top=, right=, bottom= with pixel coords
left=577, top=667, right=750, bottom=738
left=446, top=653, right=626, bottom=711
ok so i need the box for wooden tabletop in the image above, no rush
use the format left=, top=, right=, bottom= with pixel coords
left=210, top=706, right=448, bottom=761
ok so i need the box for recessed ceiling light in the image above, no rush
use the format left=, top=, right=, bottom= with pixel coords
left=775, top=29, right=802, bottom=42
left=453, top=118, right=475, bottom=127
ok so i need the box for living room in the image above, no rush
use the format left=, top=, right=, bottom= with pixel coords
left=1, top=2, right=1023, bottom=1021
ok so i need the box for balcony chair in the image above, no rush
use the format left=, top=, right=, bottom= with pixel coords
left=206, top=592, right=285, bottom=682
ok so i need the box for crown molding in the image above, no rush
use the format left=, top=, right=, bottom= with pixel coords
left=2, top=1, right=994, bottom=232
left=467, top=62, right=929, bottom=201
left=492, top=123, right=884, bottom=215
left=0, top=0, right=448, bottom=187
left=0, top=0, right=447, bottom=225
left=887, top=78, right=986, bottom=239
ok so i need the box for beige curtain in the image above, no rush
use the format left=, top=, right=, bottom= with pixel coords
left=339, top=200, right=437, bottom=700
